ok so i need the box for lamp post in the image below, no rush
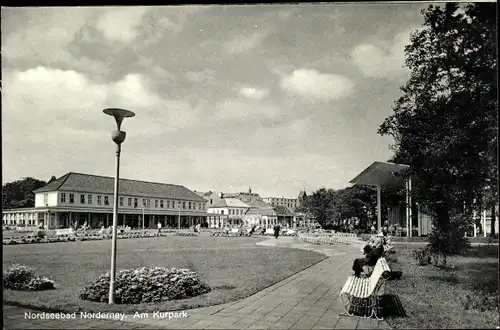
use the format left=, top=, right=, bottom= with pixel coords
left=178, top=205, right=181, bottom=231
left=103, top=108, right=135, bottom=305
left=142, top=207, right=145, bottom=237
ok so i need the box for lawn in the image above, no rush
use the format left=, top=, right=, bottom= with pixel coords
left=384, top=245, right=499, bottom=329
left=3, top=236, right=326, bottom=313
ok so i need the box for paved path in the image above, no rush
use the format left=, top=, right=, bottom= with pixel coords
left=3, top=237, right=390, bottom=329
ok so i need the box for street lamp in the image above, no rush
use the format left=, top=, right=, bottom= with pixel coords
left=178, top=204, right=181, bottom=231
left=103, top=108, right=135, bottom=305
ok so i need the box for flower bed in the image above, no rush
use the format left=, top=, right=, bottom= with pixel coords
left=80, top=267, right=211, bottom=304
left=2, top=230, right=180, bottom=245
left=4, top=264, right=55, bottom=291
left=176, top=232, right=199, bottom=237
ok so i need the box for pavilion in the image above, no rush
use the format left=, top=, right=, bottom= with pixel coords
left=349, top=161, right=418, bottom=237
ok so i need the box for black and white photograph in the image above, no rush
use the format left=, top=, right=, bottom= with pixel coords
left=1, top=2, right=498, bottom=329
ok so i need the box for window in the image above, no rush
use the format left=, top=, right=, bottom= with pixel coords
left=43, top=194, right=48, bottom=205
left=60, top=193, right=66, bottom=203
left=119, top=197, right=124, bottom=206
left=155, top=200, right=158, bottom=208
left=80, top=194, right=85, bottom=204
left=182, top=202, right=186, bottom=209
left=104, top=196, right=109, bottom=205
left=128, top=198, right=132, bottom=207
left=69, top=193, right=75, bottom=203
left=134, top=198, right=138, bottom=208
left=167, top=200, right=170, bottom=208
left=188, top=202, right=192, bottom=209
left=160, top=200, right=164, bottom=208
left=142, top=199, right=147, bottom=207
left=147, top=199, right=151, bottom=207
left=97, top=196, right=102, bottom=205
left=210, top=199, right=213, bottom=204
left=221, top=210, right=225, bottom=215
left=88, top=195, right=92, bottom=204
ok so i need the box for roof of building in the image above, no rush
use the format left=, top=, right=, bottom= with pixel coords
left=33, top=172, right=206, bottom=201
left=225, top=198, right=251, bottom=208
left=273, top=205, right=295, bottom=216
left=246, top=207, right=277, bottom=216
left=207, top=198, right=252, bottom=209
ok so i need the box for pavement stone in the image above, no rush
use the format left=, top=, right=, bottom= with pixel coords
left=3, top=236, right=391, bottom=329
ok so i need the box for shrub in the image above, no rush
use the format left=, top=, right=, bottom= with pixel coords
left=80, top=267, right=211, bottom=304
left=427, top=218, right=470, bottom=266
left=3, top=264, right=55, bottom=291
left=411, top=246, right=432, bottom=266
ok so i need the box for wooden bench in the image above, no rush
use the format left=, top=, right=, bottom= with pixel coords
left=339, top=257, right=391, bottom=320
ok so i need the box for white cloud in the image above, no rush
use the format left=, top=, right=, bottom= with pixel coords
left=223, top=30, right=270, bottom=55
left=2, top=66, right=200, bottom=141
left=1, top=8, right=110, bottom=78
left=238, top=87, right=270, bottom=100
left=95, top=7, right=149, bottom=43
left=280, top=69, right=354, bottom=101
left=214, top=99, right=281, bottom=121
left=185, top=69, right=218, bottom=84
left=350, top=30, right=415, bottom=79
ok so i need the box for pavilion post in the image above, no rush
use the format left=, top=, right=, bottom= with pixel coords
left=483, top=209, right=487, bottom=237
left=377, top=185, right=382, bottom=231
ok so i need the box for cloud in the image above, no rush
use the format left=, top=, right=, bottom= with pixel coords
left=185, top=69, right=218, bottom=84
left=1, top=8, right=110, bottom=78
left=238, top=87, right=270, bottom=100
left=350, top=30, right=414, bottom=78
left=280, top=69, right=354, bottom=101
left=214, top=99, right=281, bottom=121
left=95, top=7, right=149, bottom=43
left=2, top=66, right=200, bottom=142
left=223, top=30, right=270, bottom=55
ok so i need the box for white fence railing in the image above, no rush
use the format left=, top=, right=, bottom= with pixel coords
left=297, top=232, right=363, bottom=245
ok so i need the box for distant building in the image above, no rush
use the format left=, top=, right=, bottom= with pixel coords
left=2, top=172, right=208, bottom=229
left=205, top=198, right=251, bottom=228
left=243, top=200, right=278, bottom=227
left=262, top=189, right=307, bottom=211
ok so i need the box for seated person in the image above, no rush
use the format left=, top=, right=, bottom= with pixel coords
left=352, top=232, right=385, bottom=277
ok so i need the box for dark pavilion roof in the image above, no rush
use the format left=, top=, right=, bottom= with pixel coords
left=33, top=172, right=206, bottom=201
left=349, top=161, right=410, bottom=188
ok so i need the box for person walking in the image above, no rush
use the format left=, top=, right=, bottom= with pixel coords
left=274, top=224, right=281, bottom=239
left=157, top=221, right=162, bottom=235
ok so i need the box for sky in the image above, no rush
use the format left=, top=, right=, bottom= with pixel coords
left=2, top=4, right=432, bottom=198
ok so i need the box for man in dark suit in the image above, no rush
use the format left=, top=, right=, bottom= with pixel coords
left=352, top=232, right=385, bottom=277
left=274, top=224, right=281, bottom=239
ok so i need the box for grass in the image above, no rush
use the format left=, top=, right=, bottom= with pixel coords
left=384, top=245, right=499, bottom=329
left=3, top=236, right=326, bottom=313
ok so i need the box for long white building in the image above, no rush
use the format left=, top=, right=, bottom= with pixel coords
left=2, top=172, right=208, bottom=229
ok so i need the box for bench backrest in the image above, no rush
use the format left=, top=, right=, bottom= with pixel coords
left=368, top=257, right=391, bottom=295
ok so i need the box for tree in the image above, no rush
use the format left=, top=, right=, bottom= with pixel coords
left=299, top=188, right=337, bottom=228
left=378, top=3, right=497, bottom=260
left=2, top=177, right=47, bottom=209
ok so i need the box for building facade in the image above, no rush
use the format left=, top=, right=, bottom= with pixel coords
left=2, top=172, right=208, bottom=230
left=206, top=198, right=251, bottom=228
